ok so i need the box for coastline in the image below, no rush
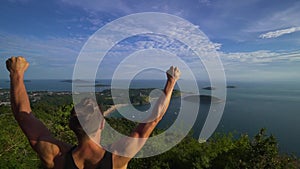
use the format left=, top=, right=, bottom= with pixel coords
left=103, top=104, right=128, bottom=117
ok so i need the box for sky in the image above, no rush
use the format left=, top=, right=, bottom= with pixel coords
left=0, top=0, right=299, bottom=81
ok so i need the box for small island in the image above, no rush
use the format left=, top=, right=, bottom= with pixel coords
left=183, top=94, right=223, bottom=104
left=95, top=84, right=110, bottom=87
left=62, top=79, right=110, bottom=87
left=60, top=79, right=100, bottom=83
left=202, top=86, right=216, bottom=90
left=203, top=86, right=237, bottom=90
left=75, top=83, right=111, bottom=87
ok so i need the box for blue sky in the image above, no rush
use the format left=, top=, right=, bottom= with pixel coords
left=0, top=0, right=299, bottom=81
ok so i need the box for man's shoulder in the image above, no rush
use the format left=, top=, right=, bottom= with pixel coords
left=36, top=139, right=73, bottom=168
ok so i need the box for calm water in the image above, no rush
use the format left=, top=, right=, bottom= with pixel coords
left=1, top=79, right=299, bottom=155
left=218, top=81, right=300, bottom=156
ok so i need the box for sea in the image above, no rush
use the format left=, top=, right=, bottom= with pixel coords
left=1, top=79, right=300, bottom=156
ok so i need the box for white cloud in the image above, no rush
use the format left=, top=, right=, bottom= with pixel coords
left=0, top=32, right=85, bottom=79
left=76, top=11, right=300, bottom=80
left=1, top=29, right=299, bottom=80
left=219, top=50, right=300, bottom=81
left=198, top=0, right=212, bottom=6
left=221, top=50, right=300, bottom=64
left=259, top=27, right=300, bottom=39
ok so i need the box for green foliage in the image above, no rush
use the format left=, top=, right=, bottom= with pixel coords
left=0, top=105, right=41, bottom=169
left=172, top=90, right=181, bottom=97
left=128, top=129, right=300, bottom=169
left=50, top=104, right=77, bottom=145
left=0, top=97, right=299, bottom=169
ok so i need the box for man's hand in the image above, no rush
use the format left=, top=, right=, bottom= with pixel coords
left=166, top=66, right=181, bottom=82
left=6, top=56, right=29, bottom=75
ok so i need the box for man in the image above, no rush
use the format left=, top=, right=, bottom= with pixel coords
left=6, top=56, right=181, bottom=169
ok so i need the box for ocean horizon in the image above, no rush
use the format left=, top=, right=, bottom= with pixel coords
left=1, top=79, right=300, bottom=156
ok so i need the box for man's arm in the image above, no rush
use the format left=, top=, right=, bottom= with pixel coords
left=6, top=56, right=67, bottom=168
left=130, top=73, right=177, bottom=138
left=111, top=66, right=181, bottom=167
